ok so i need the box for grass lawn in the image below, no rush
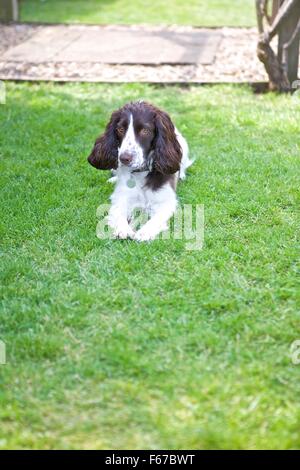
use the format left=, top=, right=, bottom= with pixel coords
left=20, top=0, right=256, bottom=26
left=0, top=82, right=299, bottom=449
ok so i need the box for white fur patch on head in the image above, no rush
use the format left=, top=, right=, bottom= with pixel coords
left=118, top=114, right=144, bottom=169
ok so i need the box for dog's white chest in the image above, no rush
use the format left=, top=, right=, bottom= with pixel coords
left=126, top=173, right=152, bottom=213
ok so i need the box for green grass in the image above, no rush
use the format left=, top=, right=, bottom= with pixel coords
left=20, top=0, right=256, bottom=26
left=0, top=82, right=299, bottom=449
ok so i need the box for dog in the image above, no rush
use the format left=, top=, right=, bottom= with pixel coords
left=88, top=101, right=192, bottom=241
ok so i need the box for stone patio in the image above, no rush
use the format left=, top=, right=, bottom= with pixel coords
left=2, top=24, right=222, bottom=64
left=0, top=23, right=270, bottom=83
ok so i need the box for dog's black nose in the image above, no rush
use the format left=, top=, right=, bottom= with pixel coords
left=119, top=153, right=133, bottom=166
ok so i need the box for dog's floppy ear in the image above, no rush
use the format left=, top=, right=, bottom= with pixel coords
left=87, top=110, right=121, bottom=170
left=152, top=109, right=182, bottom=175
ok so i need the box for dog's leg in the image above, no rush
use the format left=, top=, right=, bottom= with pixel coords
left=134, top=186, right=177, bottom=242
left=108, top=204, right=135, bottom=239
left=175, top=129, right=193, bottom=180
left=108, top=190, right=135, bottom=240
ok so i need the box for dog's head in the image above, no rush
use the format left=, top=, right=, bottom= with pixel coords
left=87, top=101, right=182, bottom=174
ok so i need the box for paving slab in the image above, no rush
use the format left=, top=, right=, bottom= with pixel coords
left=0, top=24, right=275, bottom=83
left=2, top=24, right=221, bottom=65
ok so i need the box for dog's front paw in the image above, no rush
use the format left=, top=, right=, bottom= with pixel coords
left=134, top=227, right=158, bottom=242
left=111, top=225, right=135, bottom=240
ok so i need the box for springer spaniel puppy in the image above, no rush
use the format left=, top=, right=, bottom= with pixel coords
left=88, top=101, right=192, bottom=241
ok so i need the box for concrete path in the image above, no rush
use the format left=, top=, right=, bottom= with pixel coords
left=0, top=23, right=270, bottom=83
left=2, top=24, right=221, bottom=65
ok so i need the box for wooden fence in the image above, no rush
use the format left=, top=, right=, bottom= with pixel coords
left=0, top=0, right=18, bottom=21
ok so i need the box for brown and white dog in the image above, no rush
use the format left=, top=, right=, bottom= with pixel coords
left=88, top=101, right=192, bottom=241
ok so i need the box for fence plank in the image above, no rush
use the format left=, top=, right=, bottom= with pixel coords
left=277, top=0, right=300, bottom=84
left=0, top=0, right=19, bottom=22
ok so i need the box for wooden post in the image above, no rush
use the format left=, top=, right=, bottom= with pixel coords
left=256, top=0, right=300, bottom=90
left=271, top=0, right=281, bottom=22
left=0, top=0, right=18, bottom=22
left=278, top=0, right=300, bottom=84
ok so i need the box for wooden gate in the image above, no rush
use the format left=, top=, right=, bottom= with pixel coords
left=0, top=0, right=19, bottom=21
left=256, top=0, right=300, bottom=91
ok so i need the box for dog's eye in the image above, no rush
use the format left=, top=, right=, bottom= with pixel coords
left=140, top=128, right=151, bottom=136
left=117, top=127, right=125, bottom=136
